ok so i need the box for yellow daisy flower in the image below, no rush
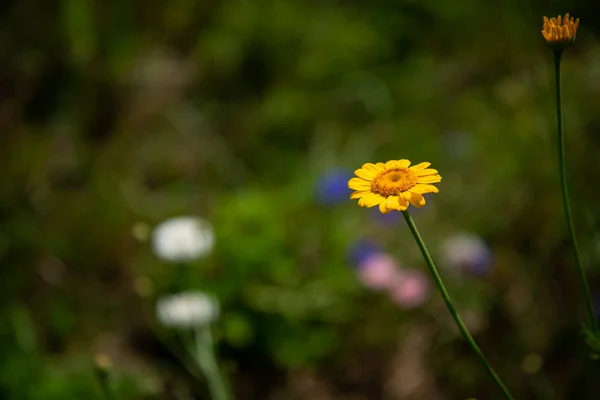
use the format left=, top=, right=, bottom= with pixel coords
left=348, top=159, right=441, bottom=214
left=541, top=14, right=579, bottom=50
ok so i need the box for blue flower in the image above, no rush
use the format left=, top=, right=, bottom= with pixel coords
left=316, top=169, right=353, bottom=205
left=347, top=240, right=381, bottom=268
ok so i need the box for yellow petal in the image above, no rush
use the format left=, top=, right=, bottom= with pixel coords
left=350, top=190, right=369, bottom=199
left=376, top=162, right=385, bottom=169
left=354, top=168, right=377, bottom=180
left=386, top=194, right=408, bottom=210
left=385, top=159, right=410, bottom=169
left=416, top=168, right=439, bottom=176
left=407, top=191, right=426, bottom=208
left=361, top=163, right=382, bottom=173
left=542, top=30, right=550, bottom=41
left=396, top=159, right=411, bottom=168
left=384, top=196, right=398, bottom=210
left=396, top=194, right=409, bottom=210
left=410, top=184, right=439, bottom=194
left=418, top=175, right=442, bottom=184
left=385, top=160, right=397, bottom=169
left=348, top=177, right=371, bottom=190
left=409, top=162, right=431, bottom=172
left=358, top=193, right=383, bottom=208
left=379, top=201, right=390, bottom=214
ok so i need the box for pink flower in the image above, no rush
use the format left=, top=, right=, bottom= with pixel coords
left=357, top=253, right=401, bottom=291
left=388, top=270, right=430, bottom=309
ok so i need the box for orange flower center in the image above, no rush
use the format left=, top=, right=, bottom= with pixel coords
left=371, top=168, right=417, bottom=196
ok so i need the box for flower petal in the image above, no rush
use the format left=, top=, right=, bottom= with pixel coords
left=410, top=184, right=439, bottom=194
left=348, top=177, right=371, bottom=190
left=396, top=195, right=409, bottom=210
left=383, top=195, right=400, bottom=211
left=354, top=168, right=377, bottom=180
left=385, top=160, right=397, bottom=169
left=361, top=163, right=382, bottom=173
left=350, top=190, right=369, bottom=199
left=358, top=193, right=384, bottom=208
left=385, top=159, right=411, bottom=169
left=385, top=195, right=408, bottom=211
left=409, top=162, right=431, bottom=172
left=376, top=162, right=385, bottom=169
left=407, top=192, right=426, bottom=208
left=416, top=168, right=439, bottom=176
left=379, top=200, right=390, bottom=214
left=417, top=175, right=442, bottom=184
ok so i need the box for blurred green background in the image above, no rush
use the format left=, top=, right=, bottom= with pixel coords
left=2, top=0, right=600, bottom=399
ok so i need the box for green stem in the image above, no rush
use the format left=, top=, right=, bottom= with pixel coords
left=553, top=50, right=598, bottom=332
left=94, top=368, right=114, bottom=400
left=194, top=326, right=230, bottom=400
left=401, top=210, right=514, bottom=400
left=98, top=384, right=114, bottom=400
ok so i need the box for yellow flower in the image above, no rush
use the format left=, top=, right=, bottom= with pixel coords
left=541, top=14, right=579, bottom=50
left=348, top=159, right=441, bottom=214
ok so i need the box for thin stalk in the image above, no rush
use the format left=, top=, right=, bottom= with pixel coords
left=401, top=210, right=514, bottom=400
left=94, top=364, right=114, bottom=400
left=193, top=326, right=229, bottom=400
left=98, top=383, right=115, bottom=400
left=553, top=50, right=598, bottom=332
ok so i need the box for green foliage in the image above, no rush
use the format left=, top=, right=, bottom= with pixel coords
left=2, top=0, right=600, bottom=398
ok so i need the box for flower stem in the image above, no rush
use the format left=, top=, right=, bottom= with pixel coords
left=553, top=50, right=598, bottom=332
left=401, top=210, right=514, bottom=400
left=94, top=362, right=114, bottom=400
left=194, top=326, right=230, bottom=400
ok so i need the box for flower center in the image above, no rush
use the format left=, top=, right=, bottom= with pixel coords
left=371, top=168, right=418, bottom=196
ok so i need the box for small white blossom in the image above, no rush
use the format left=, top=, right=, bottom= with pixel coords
left=152, top=216, right=214, bottom=262
left=156, top=291, right=219, bottom=328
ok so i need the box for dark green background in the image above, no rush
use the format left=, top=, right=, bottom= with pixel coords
left=2, top=0, right=600, bottom=398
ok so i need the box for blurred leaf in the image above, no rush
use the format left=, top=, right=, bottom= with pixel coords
left=222, top=312, right=254, bottom=348
left=9, top=305, right=36, bottom=353
left=61, top=0, right=96, bottom=66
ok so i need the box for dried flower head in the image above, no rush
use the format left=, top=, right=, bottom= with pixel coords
left=541, top=14, right=579, bottom=50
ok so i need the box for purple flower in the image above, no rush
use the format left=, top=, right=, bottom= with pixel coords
left=348, top=240, right=382, bottom=267
left=316, top=169, right=353, bottom=205
left=440, top=233, right=494, bottom=276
